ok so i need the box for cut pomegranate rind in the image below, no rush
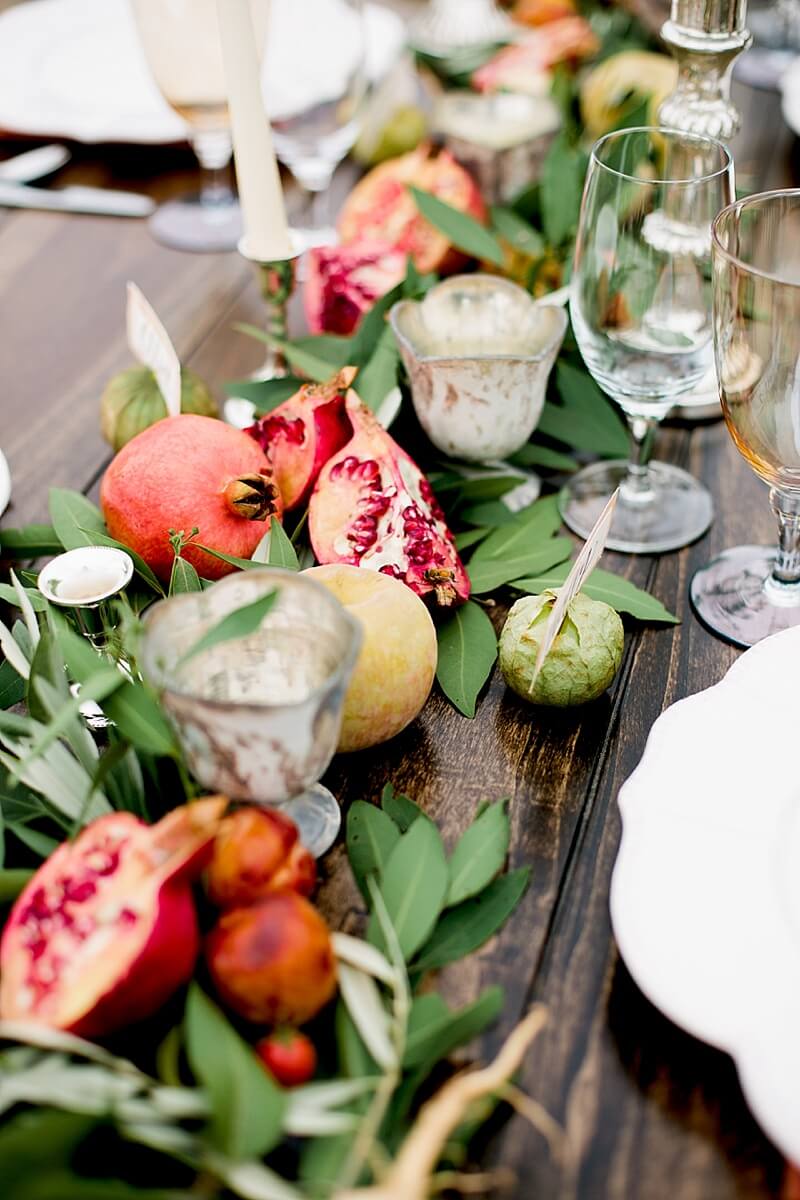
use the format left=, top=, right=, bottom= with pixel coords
left=308, top=393, right=470, bottom=609
left=303, top=239, right=407, bottom=336
left=0, top=798, right=225, bottom=1037
left=247, top=369, right=356, bottom=510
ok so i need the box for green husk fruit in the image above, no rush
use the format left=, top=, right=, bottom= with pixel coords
left=100, top=365, right=218, bottom=452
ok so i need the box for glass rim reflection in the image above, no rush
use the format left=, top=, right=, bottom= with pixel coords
left=589, top=125, right=733, bottom=186
left=711, top=187, right=800, bottom=287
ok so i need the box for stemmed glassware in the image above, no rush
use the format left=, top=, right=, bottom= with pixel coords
left=691, top=190, right=800, bottom=647
left=266, top=0, right=366, bottom=250
left=560, top=127, right=735, bottom=553
left=132, top=0, right=268, bottom=252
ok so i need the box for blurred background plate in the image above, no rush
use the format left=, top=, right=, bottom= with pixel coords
left=0, top=0, right=405, bottom=145
left=0, top=449, right=9, bottom=517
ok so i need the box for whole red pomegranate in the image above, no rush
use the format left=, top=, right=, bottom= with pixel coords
left=303, top=240, right=407, bottom=335
left=206, top=892, right=337, bottom=1025
left=247, top=369, right=355, bottom=511
left=101, top=414, right=283, bottom=583
left=0, top=798, right=225, bottom=1038
left=308, top=393, right=470, bottom=609
left=338, top=144, right=486, bottom=275
left=206, top=807, right=316, bottom=909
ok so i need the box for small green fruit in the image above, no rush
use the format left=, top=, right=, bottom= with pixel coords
left=499, top=590, right=623, bottom=708
left=100, top=366, right=218, bottom=453
left=354, top=105, right=427, bottom=167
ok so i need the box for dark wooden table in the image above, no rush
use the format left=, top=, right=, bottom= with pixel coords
left=1, top=68, right=798, bottom=1200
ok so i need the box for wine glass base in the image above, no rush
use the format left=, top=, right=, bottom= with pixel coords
left=290, top=224, right=339, bottom=254
left=690, top=545, right=800, bottom=648
left=277, top=783, right=341, bottom=858
left=148, top=194, right=243, bottom=253
left=559, top=459, right=713, bottom=554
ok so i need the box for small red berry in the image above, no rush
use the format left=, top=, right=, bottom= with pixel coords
left=255, top=1028, right=317, bottom=1088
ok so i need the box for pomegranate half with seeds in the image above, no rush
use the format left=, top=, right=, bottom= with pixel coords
left=0, top=798, right=225, bottom=1038
left=304, top=240, right=407, bottom=336
left=247, top=369, right=355, bottom=511
left=308, top=392, right=470, bottom=609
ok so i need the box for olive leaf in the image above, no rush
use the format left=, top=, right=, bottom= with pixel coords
left=337, top=963, right=396, bottom=1070
left=356, top=324, right=400, bottom=413
left=48, top=489, right=105, bottom=552
left=195, top=544, right=264, bottom=572
left=223, top=376, right=301, bottom=409
left=435, top=601, right=497, bottom=719
left=413, top=868, right=531, bottom=972
left=402, top=986, right=504, bottom=1070
left=266, top=521, right=300, bottom=571
left=233, top=325, right=334, bottom=382
left=380, top=782, right=424, bottom=831
left=512, top=563, right=679, bottom=623
left=467, top=538, right=573, bottom=595
left=185, top=985, right=286, bottom=1160
left=177, top=590, right=278, bottom=668
left=0, top=524, right=62, bottom=559
left=490, top=205, right=545, bottom=258
left=346, top=800, right=400, bottom=897
left=446, top=800, right=510, bottom=907
left=508, top=442, right=577, bottom=473
left=540, top=134, right=588, bottom=247
left=409, top=186, right=505, bottom=267
left=370, top=816, right=448, bottom=960
left=0, top=660, right=24, bottom=710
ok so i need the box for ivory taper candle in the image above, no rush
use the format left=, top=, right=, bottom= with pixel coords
left=216, top=0, right=292, bottom=261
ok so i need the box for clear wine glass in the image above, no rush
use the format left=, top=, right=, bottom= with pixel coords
left=266, top=0, right=366, bottom=250
left=559, top=127, right=735, bottom=553
left=691, top=189, right=800, bottom=647
left=132, top=0, right=269, bottom=253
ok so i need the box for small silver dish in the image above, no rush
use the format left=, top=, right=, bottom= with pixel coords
left=391, top=274, right=567, bottom=463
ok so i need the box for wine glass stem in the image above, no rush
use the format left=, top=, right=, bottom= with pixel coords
left=293, top=163, right=335, bottom=231
left=769, top=488, right=800, bottom=588
left=622, top=413, right=658, bottom=503
left=191, top=130, right=234, bottom=210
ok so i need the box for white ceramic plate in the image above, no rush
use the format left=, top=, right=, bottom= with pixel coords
left=0, top=450, right=10, bottom=517
left=782, top=57, right=800, bottom=134
left=0, top=0, right=404, bottom=145
left=611, top=625, right=800, bottom=1163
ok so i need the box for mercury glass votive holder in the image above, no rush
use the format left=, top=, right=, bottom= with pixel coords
left=140, top=567, right=361, bottom=857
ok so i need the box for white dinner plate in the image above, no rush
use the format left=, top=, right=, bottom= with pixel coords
left=611, top=625, right=800, bottom=1163
left=782, top=57, right=800, bottom=134
left=0, top=0, right=405, bottom=145
left=0, top=449, right=10, bottom=517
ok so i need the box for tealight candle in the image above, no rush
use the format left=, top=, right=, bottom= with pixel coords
left=38, top=546, right=134, bottom=608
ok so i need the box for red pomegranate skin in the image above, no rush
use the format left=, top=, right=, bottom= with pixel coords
left=0, top=798, right=226, bottom=1038
left=247, top=370, right=355, bottom=511
left=308, top=392, right=470, bottom=609
left=100, top=414, right=282, bottom=583
left=303, top=240, right=407, bottom=335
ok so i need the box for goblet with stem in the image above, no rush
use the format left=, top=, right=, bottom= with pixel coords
left=559, top=126, right=735, bottom=553
left=692, top=189, right=800, bottom=646
left=132, top=0, right=268, bottom=252
left=266, top=0, right=366, bottom=251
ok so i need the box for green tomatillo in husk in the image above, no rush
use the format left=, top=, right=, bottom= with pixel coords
left=100, top=365, right=218, bottom=452
left=499, top=590, right=623, bottom=708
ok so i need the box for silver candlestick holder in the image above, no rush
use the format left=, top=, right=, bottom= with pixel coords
left=659, top=0, right=752, bottom=141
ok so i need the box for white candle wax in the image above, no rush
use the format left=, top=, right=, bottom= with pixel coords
left=216, top=0, right=292, bottom=261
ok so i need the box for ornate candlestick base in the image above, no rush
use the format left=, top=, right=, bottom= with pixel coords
left=659, top=1, right=752, bottom=140
left=239, top=239, right=300, bottom=380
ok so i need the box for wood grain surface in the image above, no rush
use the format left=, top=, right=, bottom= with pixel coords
left=0, top=49, right=796, bottom=1200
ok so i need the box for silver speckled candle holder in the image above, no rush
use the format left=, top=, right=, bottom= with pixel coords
left=659, top=0, right=752, bottom=140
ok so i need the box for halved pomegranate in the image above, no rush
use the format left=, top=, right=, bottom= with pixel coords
left=304, top=240, right=407, bottom=336
left=0, top=798, right=226, bottom=1038
left=247, top=369, right=355, bottom=511
left=337, top=144, right=487, bottom=275
left=308, top=392, right=470, bottom=609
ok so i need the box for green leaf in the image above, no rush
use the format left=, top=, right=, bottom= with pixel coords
left=447, top=801, right=510, bottom=907
left=224, top=376, right=302, bottom=408
left=380, top=782, right=423, bottom=832
left=47, top=489, right=105, bottom=552
left=490, top=205, right=545, bottom=258
left=267, top=521, right=300, bottom=571
left=0, top=660, right=25, bottom=710
left=179, top=589, right=278, bottom=668
left=540, top=135, right=587, bottom=247
left=346, top=801, right=400, bottom=897
left=195, top=543, right=263, bottom=572
left=508, top=443, right=577, bottom=473
left=471, top=495, right=562, bottom=563
left=0, top=868, right=33, bottom=902
left=347, top=282, right=404, bottom=368
left=413, top=868, right=531, bottom=972
left=185, top=985, right=286, bottom=1159
left=453, top=527, right=490, bottom=553
left=0, top=525, right=62, bottom=559
left=409, top=186, right=504, bottom=267
left=355, top=324, right=400, bottom=412
left=371, top=816, right=448, bottom=960
left=10, top=825, right=60, bottom=859
left=403, top=987, right=504, bottom=1070
left=538, top=361, right=628, bottom=458
left=169, top=555, right=202, bottom=595
left=512, top=563, right=680, bottom=623
left=467, top=538, right=572, bottom=595
left=0, top=583, right=47, bottom=612
left=233, top=324, right=334, bottom=382
left=460, top=502, right=517, bottom=528
left=436, top=601, right=497, bottom=718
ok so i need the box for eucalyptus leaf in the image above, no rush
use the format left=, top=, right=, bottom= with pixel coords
left=195, top=543, right=264, bottom=572
left=540, top=135, right=587, bottom=247
left=0, top=525, right=62, bottom=559
left=0, top=659, right=25, bottom=710
left=413, top=868, right=531, bottom=971
left=267, top=521, right=300, bottom=571
left=10, top=571, right=40, bottom=648
left=0, top=615, right=31, bottom=679
left=435, top=601, right=497, bottom=718
left=538, top=360, right=628, bottom=458
left=447, top=800, right=510, bottom=907
left=512, top=563, right=679, bottom=623
left=354, top=324, right=400, bottom=413
left=0, top=583, right=47, bottom=611
left=508, top=442, right=577, bottom=473
left=471, top=494, right=562, bottom=563
left=409, top=186, right=504, bottom=267
left=380, top=782, right=423, bottom=831
left=370, top=816, right=448, bottom=960
left=178, top=589, right=278, bottom=667
left=185, top=985, right=286, bottom=1160
left=402, top=986, right=504, bottom=1070
left=467, top=537, right=572, bottom=594
left=234, top=324, right=333, bottom=382
left=337, top=963, right=396, bottom=1070
left=224, top=376, right=302, bottom=408
left=169, top=555, right=202, bottom=595
left=346, top=800, right=400, bottom=898
left=48, top=489, right=105, bottom=552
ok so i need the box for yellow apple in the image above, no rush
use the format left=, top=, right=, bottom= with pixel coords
left=303, top=564, right=437, bottom=752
